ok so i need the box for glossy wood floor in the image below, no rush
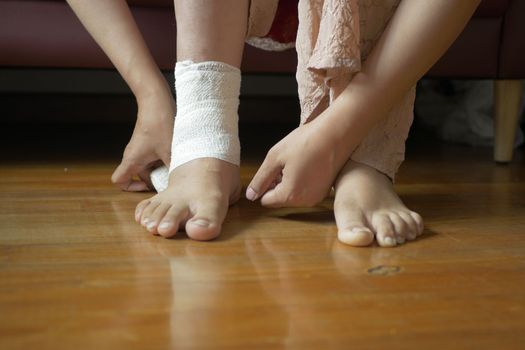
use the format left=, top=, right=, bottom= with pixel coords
left=1, top=123, right=524, bottom=349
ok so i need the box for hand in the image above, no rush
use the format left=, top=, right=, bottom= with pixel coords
left=111, top=94, right=175, bottom=191
left=246, top=120, right=343, bottom=207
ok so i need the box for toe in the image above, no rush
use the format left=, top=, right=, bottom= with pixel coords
left=185, top=194, right=228, bottom=241
left=333, top=205, right=374, bottom=247
left=389, top=213, right=408, bottom=244
left=146, top=203, right=172, bottom=234
left=398, top=211, right=418, bottom=240
left=135, top=199, right=151, bottom=223
left=409, top=211, right=424, bottom=236
left=140, top=200, right=161, bottom=228
left=158, top=205, right=189, bottom=238
left=338, top=227, right=375, bottom=247
left=372, top=215, right=397, bottom=248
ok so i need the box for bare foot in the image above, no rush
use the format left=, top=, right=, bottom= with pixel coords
left=135, top=158, right=241, bottom=241
left=333, top=160, right=424, bottom=247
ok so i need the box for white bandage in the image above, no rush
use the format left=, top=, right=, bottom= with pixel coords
left=150, top=60, right=241, bottom=192
left=150, top=166, right=169, bottom=192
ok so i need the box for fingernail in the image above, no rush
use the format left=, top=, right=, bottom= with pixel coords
left=384, top=237, right=396, bottom=246
left=158, top=222, right=171, bottom=230
left=191, top=219, right=210, bottom=227
left=246, top=187, right=257, bottom=201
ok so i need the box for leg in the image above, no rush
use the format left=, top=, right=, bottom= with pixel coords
left=334, top=86, right=423, bottom=248
left=329, top=1, right=431, bottom=248
left=174, top=1, right=248, bottom=68
left=331, top=0, right=479, bottom=247
left=66, top=0, right=176, bottom=191
left=494, top=80, right=523, bottom=163
left=135, top=0, right=250, bottom=240
left=247, top=0, right=476, bottom=246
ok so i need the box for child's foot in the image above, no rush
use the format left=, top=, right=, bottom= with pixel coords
left=333, top=160, right=424, bottom=247
left=135, top=158, right=241, bottom=241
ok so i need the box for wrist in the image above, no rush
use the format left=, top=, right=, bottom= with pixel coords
left=126, top=68, right=172, bottom=102
left=135, top=83, right=174, bottom=109
left=134, top=84, right=176, bottom=123
left=307, top=117, right=351, bottom=173
left=310, top=85, right=380, bottom=167
left=327, top=74, right=387, bottom=139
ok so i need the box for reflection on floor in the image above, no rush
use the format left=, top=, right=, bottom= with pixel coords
left=1, top=122, right=524, bottom=349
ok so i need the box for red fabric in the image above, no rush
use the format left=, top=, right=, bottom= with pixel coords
left=264, top=0, right=299, bottom=44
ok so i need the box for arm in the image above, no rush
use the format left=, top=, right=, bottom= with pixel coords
left=67, top=0, right=175, bottom=191
left=66, top=0, right=168, bottom=100
left=247, top=0, right=481, bottom=207
left=324, top=0, right=482, bottom=157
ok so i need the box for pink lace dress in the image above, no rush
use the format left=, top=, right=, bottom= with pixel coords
left=247, top=0, right=416, bottom=180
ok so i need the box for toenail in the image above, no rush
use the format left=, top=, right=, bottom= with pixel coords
left=246, top=187, right=258, bottom=201
left=191, top=219, right=210, bottom=227
left=142, top=218, right=150, bottom=225
left=147, top=221, right=156, bottom=230
left=383, top=237, right=396, bottom=246
left=350, top=227, right=372, bottom=235
left=159, top=222, right=171, bottom=230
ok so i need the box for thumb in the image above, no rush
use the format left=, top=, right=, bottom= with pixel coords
left=246, top=154, right=283, bottom=201
left=112, top=161, right=149, bottom=192
left=259, top=181, right=289, bottom=208
left=137, top=168, right=154, bottom=191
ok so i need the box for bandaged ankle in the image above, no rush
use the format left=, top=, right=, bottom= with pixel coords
left=150, top=60, right=241, bottom=193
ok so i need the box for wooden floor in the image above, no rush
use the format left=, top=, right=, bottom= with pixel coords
left=1, top=123, right=525, bottom=349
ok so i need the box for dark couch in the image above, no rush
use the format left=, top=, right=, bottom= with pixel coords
left=1, top=0, right=523, bottom=161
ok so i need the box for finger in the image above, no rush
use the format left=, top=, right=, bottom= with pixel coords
left=125, top=180, right=151, bottom=192
left=112, top=166, right=149, bottom=191
left=111, top=161, right=142, bottom=190
left=267, top=180, right=279, bottom=191
left=259, top=182, right=289, bottom=208
left=138, top=169, right=154, bottom=191
left=112, top=157, right=159, bottom=192
left=159, top=149, right=171, bottom=168
left=246, top=153, right=283, bottom=201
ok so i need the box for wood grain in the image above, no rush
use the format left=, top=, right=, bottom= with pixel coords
left=1, top=139, right=524, bottom=350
